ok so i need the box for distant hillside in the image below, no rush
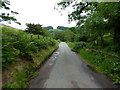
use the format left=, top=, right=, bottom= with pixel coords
left=48, top=29, right=62, bottom=33
left=57, top=26, right=68, bottom=30
left=44, top=26, right=53, bottom=30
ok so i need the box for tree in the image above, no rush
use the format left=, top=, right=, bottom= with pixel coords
left=0, top=0, right=20, bottom=24
left=98, top=2, right=120, bottom=48
left=45, top=26, right=53, bottom=30
left=25, top=23, right=47, bottom=36
left=54, top=31, right=65, bottom=41
left=57, top=26, right=68, bottom=30
left=57, top=1, right=120, bottom=51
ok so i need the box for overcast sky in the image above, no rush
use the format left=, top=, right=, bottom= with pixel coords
left=6, top=0, right=77, bottom=30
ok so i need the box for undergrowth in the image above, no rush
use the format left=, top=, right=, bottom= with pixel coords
left=2, top=25, right=57, bottom=69
left=2, top=25, right=58, bottom=88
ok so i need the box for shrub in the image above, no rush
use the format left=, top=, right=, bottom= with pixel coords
left=73, top=41, right=87, bottom=50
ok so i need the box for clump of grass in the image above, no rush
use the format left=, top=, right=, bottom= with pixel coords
left=3, top=66, right=28, bottom=88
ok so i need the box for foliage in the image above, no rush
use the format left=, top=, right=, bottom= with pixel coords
left=56, top=1, right=120, bottom=52
left=57, top=26, right=68, bottom=30
left=25, top=23, right=48, bottom=36
left=80, top=49, right=120, bottom=84
left=0, top=0, right=20, bottom=24
left=50, top=29, right=75, bottom=42
left=3, top=66, right=28, bottom=88
left=45, top=26, right=54, bottom=30
left=3, top=42, right=58, bottom=88
left=48, top=29, right=62, bottom=33
left=69, top=43, right=120, bottom=84
left=73, top=42, right=87, bottom=50
left=2, top=25, right=57, bottom=69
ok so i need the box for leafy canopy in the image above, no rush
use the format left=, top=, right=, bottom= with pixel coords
left=56, top=1, right=120, bottom=50
left=25, top=23, right=48, bottom=36
left=0, top=0, right=20, bottom=24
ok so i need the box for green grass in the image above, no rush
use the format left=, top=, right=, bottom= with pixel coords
left=68, top=42, right=120, bottom=84
left=3, top=66, right=28, bottom=88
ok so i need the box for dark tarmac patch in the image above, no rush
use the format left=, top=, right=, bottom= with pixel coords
left=71, top=80, right=80, bottom=88
left=87, top=64, right=98, bottom=73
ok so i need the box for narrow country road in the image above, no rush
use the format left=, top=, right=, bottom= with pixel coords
left=30, top=42, right=117, bottom=88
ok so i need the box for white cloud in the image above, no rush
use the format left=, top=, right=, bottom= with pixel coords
left=6, top=0, right=76, bottom=30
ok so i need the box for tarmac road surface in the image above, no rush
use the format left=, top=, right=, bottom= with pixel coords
left=30, top=42, right=117, bottom=88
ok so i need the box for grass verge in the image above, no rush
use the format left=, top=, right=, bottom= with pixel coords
left=68, top=42, right=120, bottom=85
left=2, top=43, right=58, bottom=88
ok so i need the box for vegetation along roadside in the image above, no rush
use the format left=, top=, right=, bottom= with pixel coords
left=2, top=25, right=59, bottom=88
left=68, top=42, right=120, bottom=85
